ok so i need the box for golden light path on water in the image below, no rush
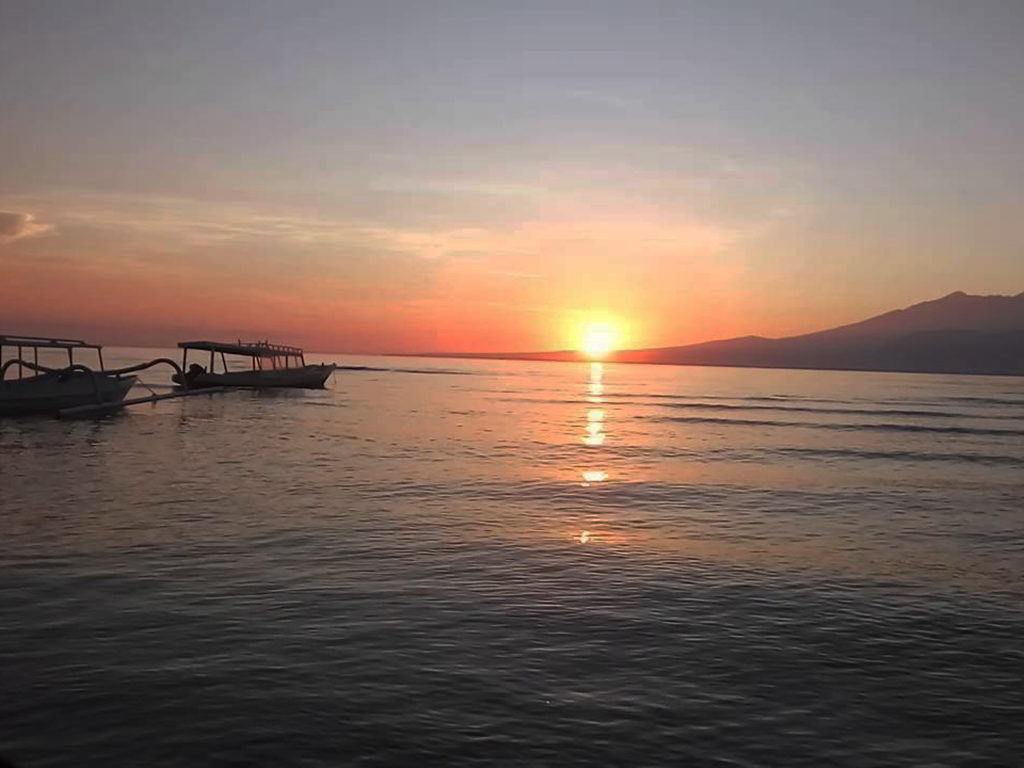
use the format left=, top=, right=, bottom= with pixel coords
left=578, top=362, right=608, bottom=542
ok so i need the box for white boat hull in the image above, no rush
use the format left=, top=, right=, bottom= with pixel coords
left=0, top=370, right=137, bottom=416
left=172, top=364, right=335, bottom=389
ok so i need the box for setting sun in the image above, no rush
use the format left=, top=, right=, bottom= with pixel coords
left=581, top=322, right=618, bottom=359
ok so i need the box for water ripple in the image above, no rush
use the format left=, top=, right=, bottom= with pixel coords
left=2, top=353, right=1023, bottom=767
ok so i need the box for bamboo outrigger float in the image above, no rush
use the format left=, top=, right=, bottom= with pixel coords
left=0, top=334, right=196, bottom=417
left=174, top=340, right=335, bottom=389
left=0, top=335, right=134, bottom=416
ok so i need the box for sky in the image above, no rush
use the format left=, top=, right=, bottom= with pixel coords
left=1, top=0, right=1023, bottom=353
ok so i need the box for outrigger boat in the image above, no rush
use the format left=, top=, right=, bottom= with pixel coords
left=0, top=335, right=138, bottom=416
left=174, top=340, right=335, bottom=389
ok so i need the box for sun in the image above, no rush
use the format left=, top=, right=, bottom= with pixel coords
left=581, top=322, right=617, bottom=359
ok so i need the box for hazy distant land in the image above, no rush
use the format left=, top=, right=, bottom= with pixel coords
left=418, top=292, right=1024, bottom=376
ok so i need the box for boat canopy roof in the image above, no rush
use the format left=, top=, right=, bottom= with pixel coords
left=0, top=334, right=101, bottom=350
left=178, top=340, right=305, bottom=358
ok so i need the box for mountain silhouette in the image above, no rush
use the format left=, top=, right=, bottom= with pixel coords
left=430, top=291, right=1024, bottom=376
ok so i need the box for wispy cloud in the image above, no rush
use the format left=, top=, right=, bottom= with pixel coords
left=0, top=183, right=801, bottom=350
left=0, top=211, right=53, bottom=244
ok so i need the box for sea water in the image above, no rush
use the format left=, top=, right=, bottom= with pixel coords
left=2, top=351, right=1022, bottom=766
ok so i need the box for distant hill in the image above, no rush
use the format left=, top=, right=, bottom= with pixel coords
left=425, top=291, right=1024, bottom=376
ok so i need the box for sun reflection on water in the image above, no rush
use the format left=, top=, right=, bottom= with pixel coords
left=582, top=363, right=607, bottom=446
left=587, top=362, right=604, bottom=403
left=573, top=528, right=625, bottom=546
left=583, top=407, right=605, bottom=446
left=580, top=363, right=611, bottom=486
left=575, top=362, right=616, bottom=539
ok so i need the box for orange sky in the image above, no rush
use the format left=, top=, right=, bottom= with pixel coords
left=2, top=189, right=1021, bottom=353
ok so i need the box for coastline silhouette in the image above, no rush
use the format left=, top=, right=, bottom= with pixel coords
left=418, top=291, right=1024, bottom=376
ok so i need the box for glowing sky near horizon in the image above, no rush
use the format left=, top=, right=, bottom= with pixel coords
left=2, top=1, right=1023, bottom=352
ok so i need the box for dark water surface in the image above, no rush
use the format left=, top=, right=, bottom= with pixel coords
left=2, top=352, right=1023, bottom=766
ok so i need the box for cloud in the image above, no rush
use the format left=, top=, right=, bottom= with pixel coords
left=0, top=192, right=450, bottom=305
left=0, top=211, right=53, bottom=244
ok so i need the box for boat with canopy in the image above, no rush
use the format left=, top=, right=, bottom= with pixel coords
left=1, top=334, right=139, bottom=416
left=174, top=340, right=335, bottom=389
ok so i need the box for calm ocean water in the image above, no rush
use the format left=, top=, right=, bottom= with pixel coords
left=2, top=349, right=1023, bottom=766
